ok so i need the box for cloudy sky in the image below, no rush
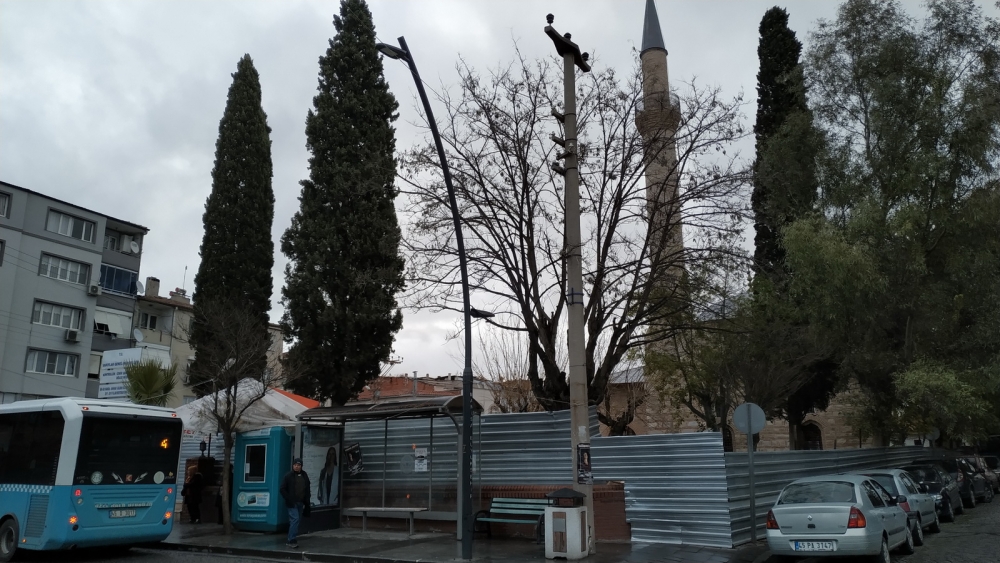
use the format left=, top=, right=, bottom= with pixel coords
left=3, top=0, right=995, bottom=378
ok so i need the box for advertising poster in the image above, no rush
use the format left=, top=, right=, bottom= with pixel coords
left=344, top=442, right=363, bottom=476
left=576, top=443, right=593, bottom=485
left=302, top=427, right=341, bottom=507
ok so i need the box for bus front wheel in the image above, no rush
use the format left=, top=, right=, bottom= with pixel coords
left=0, top=519, right=18, bottom=563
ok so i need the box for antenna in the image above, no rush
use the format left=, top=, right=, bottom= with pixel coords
left=136, top=280, right=145, bottom=295
left=182, top=266, right=188, bottom=291
left=129, top=240, right=140, bottom=254
left=133, top=328, right=145, bottom=343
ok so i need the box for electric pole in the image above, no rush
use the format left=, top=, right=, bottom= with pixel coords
left=545, top=13, right=595, bottom=554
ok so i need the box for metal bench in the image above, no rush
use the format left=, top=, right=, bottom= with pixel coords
left=473, top=497, right=548, bottom=543
left=348, top=507, right=428, bottom=536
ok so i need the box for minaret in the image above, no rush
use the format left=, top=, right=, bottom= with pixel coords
left=637, top=0, right=683, bottom=258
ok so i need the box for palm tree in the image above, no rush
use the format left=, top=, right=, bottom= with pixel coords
left=123, top=358, right=178, bottom=407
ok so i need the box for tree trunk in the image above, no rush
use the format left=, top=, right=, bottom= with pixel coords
left=222, top=434, right=234, bottom=535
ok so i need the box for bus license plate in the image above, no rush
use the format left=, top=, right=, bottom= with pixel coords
left=794, top=541, right=834, bottom=551
left=110, top=509, right=136, bottom=518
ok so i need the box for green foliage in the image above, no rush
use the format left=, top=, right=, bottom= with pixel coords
left=788, top=0, right=1000, bottom=442
left=190, top=54, right=275, bottom=396
left=281, top=0, right=404, bottom=405
left=752, top=6, right=818, bottom=282
left=123, top=358, right=177, bottom=407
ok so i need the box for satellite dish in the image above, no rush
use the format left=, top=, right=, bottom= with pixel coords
left=133, top=328, right=144, bottom=343
left=129, top=240, right=140, bottom=254
left=136, top=280, right=145, bottom=295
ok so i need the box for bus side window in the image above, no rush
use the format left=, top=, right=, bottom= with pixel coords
left=0, top=413, right=14, bottom=484
left=2, top=412, right=65, bottom=486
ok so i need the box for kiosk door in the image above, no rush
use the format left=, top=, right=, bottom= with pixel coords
left=232, top=426, right=294, bottom=531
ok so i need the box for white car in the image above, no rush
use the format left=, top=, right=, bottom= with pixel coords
left=766, top=474, right=914, bottom=562
left=863, top=469, right=941, bottom=545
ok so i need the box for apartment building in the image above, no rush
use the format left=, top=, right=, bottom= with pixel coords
left=134, top=276, right=284, bottom=408
left=0, top=181, right=148, bottom=403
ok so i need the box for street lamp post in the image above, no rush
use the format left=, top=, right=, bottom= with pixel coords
left=377, top=36, right=480, bottom=560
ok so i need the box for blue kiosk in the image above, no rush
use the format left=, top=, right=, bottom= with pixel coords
left=232, top=424, right=345, bottom=533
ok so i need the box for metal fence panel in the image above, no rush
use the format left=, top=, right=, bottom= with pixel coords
left=725, top=446, right=932, bottom=546
left=592, top=432, right=732, bottom=548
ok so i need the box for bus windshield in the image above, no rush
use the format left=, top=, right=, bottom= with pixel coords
left=73, top=414, right=182, bottom=486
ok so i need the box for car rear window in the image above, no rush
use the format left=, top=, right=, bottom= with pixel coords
left=779, top=481, right=857, bottom=504
left=869, top=474, right=899, bottom=495
left=905, top=467, right=941, bottom=483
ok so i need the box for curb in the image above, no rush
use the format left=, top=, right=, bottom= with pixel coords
left=146, top=541, right=419, bottom=563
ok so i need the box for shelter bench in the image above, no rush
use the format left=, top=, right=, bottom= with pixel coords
left=473, top=497, right=548, bottom=543
left=347, top=507, right=427, bottom=536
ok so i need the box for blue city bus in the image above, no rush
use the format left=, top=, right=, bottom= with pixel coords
left=0, top=398, right=183, bottom=561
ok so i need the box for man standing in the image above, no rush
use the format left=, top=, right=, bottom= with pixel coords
left=279, top=458, right=311, bottom=548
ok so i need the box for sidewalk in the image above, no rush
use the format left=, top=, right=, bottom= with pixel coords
left=152, top=522, right=770, bottom=563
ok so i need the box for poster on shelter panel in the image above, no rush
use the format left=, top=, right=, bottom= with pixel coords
left=302, top=427, right=341, bottom=507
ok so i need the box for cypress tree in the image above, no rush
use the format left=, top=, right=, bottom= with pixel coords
left=280, top=0, right=404, bottom=405
left=751, top=7, right=817, bottom=282
left=189, top=55, right=275, bottom=395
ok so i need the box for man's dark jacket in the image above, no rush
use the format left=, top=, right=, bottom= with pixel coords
left=279, top=468, right=312, bottom=513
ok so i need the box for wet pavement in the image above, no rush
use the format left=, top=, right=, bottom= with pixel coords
left=152, top=521, right=769, bottom=563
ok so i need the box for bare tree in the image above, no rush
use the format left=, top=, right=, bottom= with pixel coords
left=473, top=326, right=543, bottom=413
left=400, top=49, right=750, bottom=411
left=185, top=298, right=295, bottom=534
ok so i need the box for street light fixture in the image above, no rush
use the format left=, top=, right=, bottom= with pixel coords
left=376, top=36, right=477, bottom=560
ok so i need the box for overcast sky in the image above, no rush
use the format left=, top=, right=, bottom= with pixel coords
left=3, top=0, right=996, bottom=379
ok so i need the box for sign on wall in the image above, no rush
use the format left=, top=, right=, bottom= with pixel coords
left=97, top=348, right=143, bottom=400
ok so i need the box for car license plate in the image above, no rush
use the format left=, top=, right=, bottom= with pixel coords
left=794, top=541, right=835, bottom=551
left=110, top=509, right=136, bottom=518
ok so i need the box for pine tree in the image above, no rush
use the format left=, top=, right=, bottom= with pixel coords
left=189, top=55, right=275, bottom=396
left=751, top=7, right=817, bottom=282
left=281, top=0, right=404, bottom=405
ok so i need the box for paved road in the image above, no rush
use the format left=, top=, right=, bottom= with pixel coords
left=894, top=494, right=1000, bottom=563
left=15, top=547, right=281, bottom=563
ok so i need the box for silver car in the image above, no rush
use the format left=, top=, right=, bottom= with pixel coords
left=766, top=474, right=914, bottom=562
left=863, top=469, right=941, bottom=545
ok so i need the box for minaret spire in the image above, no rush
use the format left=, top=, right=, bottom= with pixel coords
left=641, top=0, right=666, bottom=55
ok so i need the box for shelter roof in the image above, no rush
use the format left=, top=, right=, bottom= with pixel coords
left=298, top=395, right=482, bottom=422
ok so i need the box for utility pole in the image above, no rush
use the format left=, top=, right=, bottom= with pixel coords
left=545, top=14, right=595, bottom=554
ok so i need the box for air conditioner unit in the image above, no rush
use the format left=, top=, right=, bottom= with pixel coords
left=87, top=284, right=102, bottom=296
left=65, top=329, right=81, bottom=343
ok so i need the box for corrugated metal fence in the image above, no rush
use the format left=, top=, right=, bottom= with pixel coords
left=592, top=432, right=732, bottom=548
left=725, top=446, right=933, bottom=546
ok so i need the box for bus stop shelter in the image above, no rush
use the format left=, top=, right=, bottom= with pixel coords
left=297, top=395, right=483, bottom=536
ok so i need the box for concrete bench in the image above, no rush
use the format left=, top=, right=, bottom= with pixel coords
left=347, top=507, right=428, bottom=536
left=473, top=497, right=548, bottom=543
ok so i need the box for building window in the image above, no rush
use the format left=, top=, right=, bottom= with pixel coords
left=39, top=254, right=90, bottom=284
left=26, top=350, right=78, bottom=376
left=0, top=191, right=9, bottom=217
left=104, top=232, right=120, bottom=251
left=138, top=312, right=157, bottom=330
left=46, top=210, right=96, bottom=243
left=32, top=301, right=84, bottom=330
left=99, top=264, right=138, bottom=296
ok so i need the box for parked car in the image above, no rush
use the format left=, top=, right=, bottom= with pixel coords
left=863, top=469, right=940, bottom=545
left=916, top=457, right=992, bottom=507
left=766, top=474, right=913, bottom=562
left=902, top=463, right=963, bottom=522
left=984, top=455, right=1000, bottom=473
left=963, top=454, right=1000, bottom=493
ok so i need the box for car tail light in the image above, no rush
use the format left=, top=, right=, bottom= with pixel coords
left=958, top=472, right=965, bottom=482
left=899, top=500, right=911, bottom=513
left=847, top=506, right=867, bottom=529
left=766, top=510, right=779, bottom=530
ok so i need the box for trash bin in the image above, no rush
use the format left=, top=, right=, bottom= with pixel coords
left=544, top=488, right=588, bottom=560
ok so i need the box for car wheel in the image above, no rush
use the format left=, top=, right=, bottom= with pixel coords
left=898, top=521, right=916, bottom=555
left=870, top=535, right=890, bottom=563
left=929, top=509, right=942, bottom=533
left=984, top=486, right=994, bottom=503
left=0, top=519, right=17, bottom=563
left=955, top=495, right=966, bottom=515
left=912, top=517, right=924, bottom=546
